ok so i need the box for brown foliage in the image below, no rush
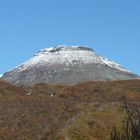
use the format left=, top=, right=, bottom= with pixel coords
left=0, top=80, right=140, bottom=140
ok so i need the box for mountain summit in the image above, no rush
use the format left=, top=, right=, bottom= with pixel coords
left=2, top=45, right=139, bottom=85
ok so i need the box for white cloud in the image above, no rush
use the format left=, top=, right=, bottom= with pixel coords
left=0, top=74, right=3, bottom=78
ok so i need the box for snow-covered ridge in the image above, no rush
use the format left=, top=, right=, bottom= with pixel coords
left=15, top=46, right=98, bottom=72
left=11, top=45, right=131, bottom=74
left=52, top=45, right=93, bottom=52
left=99, top=56, right=131, bottom=72
left=35, top=45, right=93, bottom=56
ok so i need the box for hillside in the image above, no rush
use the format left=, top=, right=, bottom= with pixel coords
left=0, top=80, right=140, bottom=140
left=2, top=46, right=139, bottom=86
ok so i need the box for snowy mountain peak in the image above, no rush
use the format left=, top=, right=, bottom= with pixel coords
left=2, top=45, right=139, bottom=85
left=53, top=45, right=93, bottom=52
left=32, top=45, right=129, bottom=73
left=35, top=45, right=93, bottom=56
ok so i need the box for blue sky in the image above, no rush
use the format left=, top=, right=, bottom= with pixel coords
left=0, top=0, right=140, bottom=75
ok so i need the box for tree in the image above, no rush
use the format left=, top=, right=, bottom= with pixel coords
left=110, top=102, right=140, bottom=140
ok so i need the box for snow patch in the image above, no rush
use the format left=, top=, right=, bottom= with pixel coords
left=99, top=56, right=131, bottom=73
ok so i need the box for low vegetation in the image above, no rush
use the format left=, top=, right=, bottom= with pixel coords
left=0, top=80, right=140, bottom=140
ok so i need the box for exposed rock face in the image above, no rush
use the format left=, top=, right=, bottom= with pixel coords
left=2, top=45, right=139, bottom=85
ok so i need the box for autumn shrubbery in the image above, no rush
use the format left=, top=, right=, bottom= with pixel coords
left=0, top=80, right=140, bottom=140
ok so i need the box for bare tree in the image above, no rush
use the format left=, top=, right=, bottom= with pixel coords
left=110, top=102, right=140, bottom=140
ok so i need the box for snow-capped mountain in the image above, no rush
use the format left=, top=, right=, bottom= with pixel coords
left=2, top=45, right=139, bottom=85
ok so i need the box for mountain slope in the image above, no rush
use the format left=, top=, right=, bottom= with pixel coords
left=0, top=80, right=140, bottom=140
left=2, top=45, right=139, bottom=85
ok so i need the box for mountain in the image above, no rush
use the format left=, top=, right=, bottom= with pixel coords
left=2, top=45, right=139, bottom=85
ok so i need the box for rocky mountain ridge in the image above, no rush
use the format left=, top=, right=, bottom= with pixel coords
left=2, top=45, right=139, bottom=85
